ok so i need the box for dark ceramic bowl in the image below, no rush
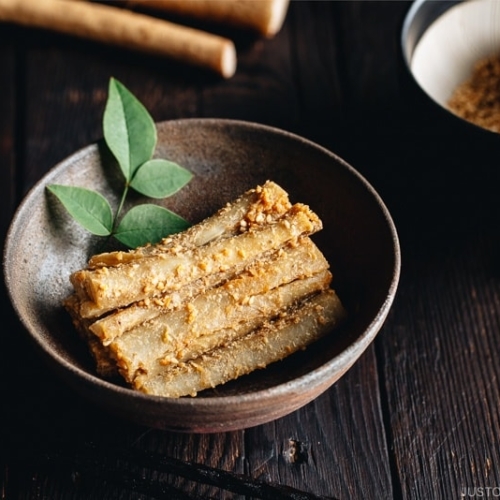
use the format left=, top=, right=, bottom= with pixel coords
left=4, top=119, right=400, bottom=432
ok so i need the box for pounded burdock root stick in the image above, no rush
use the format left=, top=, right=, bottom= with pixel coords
left=88, top=180, right=291, bottom=269
left=76, top=246, right=278, bottom=320
left=133, top=290, right=346, bottom=398
left=71, top=203, right=322, bottom=315
left=89, top=236, right=328, bottom=344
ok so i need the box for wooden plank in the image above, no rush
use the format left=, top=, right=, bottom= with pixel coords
left=0, top=25, right=16, bottom=236
left=334, top=1, right=408, bottom=116
left=378, top=229, right=500, bottom=498
left=308, top=1, right=410, bottom=159
left=0, top=22, right=19, bottom=500
left=245, top=349, right=393, bottom=499
left=287, top=1, right=343, bottom=132
left=373, top=114, right=500, bottom=497
left=200, top=7, right=300, bottom=130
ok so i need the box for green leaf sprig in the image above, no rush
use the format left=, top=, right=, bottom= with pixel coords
left=47, top=77, right=193, bottom=248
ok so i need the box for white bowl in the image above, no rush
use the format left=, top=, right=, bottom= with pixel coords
left=402, top=0, right=500, bottom=133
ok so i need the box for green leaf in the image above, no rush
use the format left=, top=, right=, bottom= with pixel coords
left=47, top=184, right=113, bottom=236
left=114, top=204, right=190, bottom=248
left=130, top=159, right=193, bottom=199
left=103, top=78, right=157, bottom=181
left=48, top=78, right=194, bottom=248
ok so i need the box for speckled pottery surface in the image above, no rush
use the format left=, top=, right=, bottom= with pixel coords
left=3, top=119, right=400, bottom=432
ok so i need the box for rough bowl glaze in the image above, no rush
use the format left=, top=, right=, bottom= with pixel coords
left=4, top=119, right=400, bottom=432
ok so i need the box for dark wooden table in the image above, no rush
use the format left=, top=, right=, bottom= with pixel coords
left=2, top=1, right=500, bottom=498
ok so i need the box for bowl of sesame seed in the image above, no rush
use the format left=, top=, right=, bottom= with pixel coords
left=402, top=0, right=500, bottom=136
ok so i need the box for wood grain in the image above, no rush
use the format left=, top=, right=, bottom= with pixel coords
left=245, top=349, right=393, bottom=499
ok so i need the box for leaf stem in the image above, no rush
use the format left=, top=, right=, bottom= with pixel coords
left=113, top=183, right=129, bottom=233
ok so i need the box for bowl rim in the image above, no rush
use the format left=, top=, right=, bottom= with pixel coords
left=3, top=117, right=401, bottom=409
left=401, top=0, right=461, bottom=67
